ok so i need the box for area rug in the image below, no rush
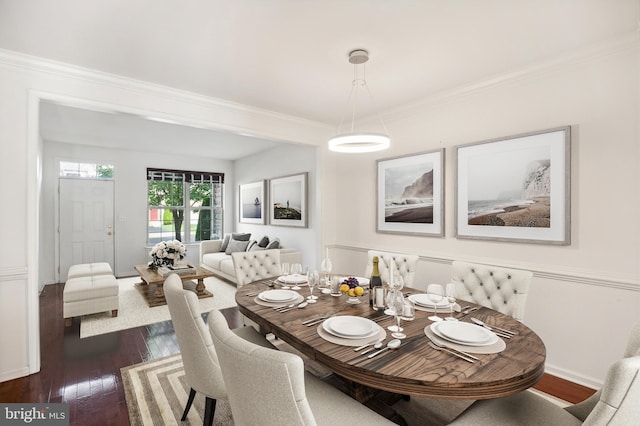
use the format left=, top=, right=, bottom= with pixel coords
left=80, top=276, right=237, bottom=338
left=123, top=351, right=567, bottom=426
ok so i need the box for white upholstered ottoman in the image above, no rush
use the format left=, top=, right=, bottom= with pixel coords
left=67, top=262, right=113, bottom=279
left=63, top=274, right=119, bottom=327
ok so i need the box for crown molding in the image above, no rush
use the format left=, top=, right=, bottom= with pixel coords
left=0, top=48, right=329, bottom=131
left=381, top=32, right=640, bottom=122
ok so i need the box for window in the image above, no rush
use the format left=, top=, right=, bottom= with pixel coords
left=59, top=161, right=114, bottom=178
left=147, top=168, right=224, bottom=244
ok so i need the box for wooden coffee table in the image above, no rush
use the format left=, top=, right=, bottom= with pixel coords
left=134, top=264, right=215, bottom=307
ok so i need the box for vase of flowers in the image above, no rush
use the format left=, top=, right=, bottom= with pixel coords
left=149, top=239, right=186, bottom=269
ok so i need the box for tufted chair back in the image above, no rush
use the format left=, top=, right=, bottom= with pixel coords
left=231, top=249, right=282, bottom=287
left=364, top=250, right=419, bottom=287
left=208, top=309, right=317, bottom=425
left=450, top=261, right=532, bottom=321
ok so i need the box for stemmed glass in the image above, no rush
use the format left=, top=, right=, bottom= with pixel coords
left=385, top=289, right=401, bottom=332
left=427, top=283, right=444, bottom=322
left=307, top=269, right=319, bottom=303
left=280, top=262, right=290, bottom=289
left=384, top=273, right=404, bottom=316
left=392, top=297, right=415, bottom=339
left=445, top=283, right=457, bottom=321
left=320, top=252, right=333, bottom=294
left=290, top=263, right=302, bottom=290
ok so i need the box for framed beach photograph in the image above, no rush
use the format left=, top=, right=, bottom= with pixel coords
left=377, top=149, right=444, bottom=236
left=269, top=172, right=308, bottom=227
left=455, top=126, right=571, bottom=244
left=239, top=180, right=266, bottom=224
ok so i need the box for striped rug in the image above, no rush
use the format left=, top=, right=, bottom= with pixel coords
left=122, top=353, right=568, bottom=426
left=122, top=354, right=233, bottom=426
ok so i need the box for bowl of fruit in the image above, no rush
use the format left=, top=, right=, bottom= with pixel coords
left=340, top=277, right=365, bottom=304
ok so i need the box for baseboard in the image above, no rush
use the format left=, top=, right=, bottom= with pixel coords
left=544, top=364, right=602, bottom=391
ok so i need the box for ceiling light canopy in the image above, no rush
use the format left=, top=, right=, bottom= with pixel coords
left=328, top=49, right=390, bottom=153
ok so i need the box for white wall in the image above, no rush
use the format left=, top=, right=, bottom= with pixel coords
left=325, top=40, right=640, bottom=388
left=41, top=141, right=235, bottom=282
left=0, top=49, right=328, bottom=382
left=234, top=144, right=320, bottom=268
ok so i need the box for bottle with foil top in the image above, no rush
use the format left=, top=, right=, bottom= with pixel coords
left=370, top=256, right=383, bottom=309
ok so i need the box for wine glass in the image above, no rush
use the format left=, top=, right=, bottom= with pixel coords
left=386, top=289, right=401, bottom=331
left=290, top=263, right=302, bottom=290
left=392, top=297, right=415, bottom=340
left=307, top=269, right=319, bottom=303
left=280, top=262, right=290, bottom=289
left=390, top=292, right=408, bottom=339
left=445, top=283, right=457, bottom=321
left=320, top=254, right=333, bottom=294
left=426, top=283, right=444, bottom=322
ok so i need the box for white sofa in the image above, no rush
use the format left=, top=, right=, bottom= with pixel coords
left=200, top=239, right=301, bottom=285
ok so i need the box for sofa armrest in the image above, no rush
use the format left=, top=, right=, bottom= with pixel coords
left=200, top=240, right=223, bottom=262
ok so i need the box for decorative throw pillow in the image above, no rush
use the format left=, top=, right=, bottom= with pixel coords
left=225, top=239, right=250, bottom=255
left=219, top=234, right=231, bottom=252
left=249, top=244, right=265, bottom=252
left=231, top=232, right=251, bottom=241
left=246, top=240, right=257, bottom=251
left=258, top=236, right=270, bottom=248
left=265, top=237, right=280, bottom=250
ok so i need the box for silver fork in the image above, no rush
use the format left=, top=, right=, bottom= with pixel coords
left=428, top=342, right=476, bottom=363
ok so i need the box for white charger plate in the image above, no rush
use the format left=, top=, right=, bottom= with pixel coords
left=431, top=322, right=498, bottom=346
left=323, top=316, right=378, bottom=339
left=408, top=293, right=451, bottom=308
left=258, top=289, right=299, bottom=302
left=278, top=274, right=308, bottom=284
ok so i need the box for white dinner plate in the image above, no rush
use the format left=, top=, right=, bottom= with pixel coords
left=323, top=316, right=378, bottom=339
left=337, top=276, right=370, bottom=286
left=408, top=293, right=451, bottom=308
left=258, top=289, right=298, bottom=302
left=431, top=322, right=498, bottom=346
left=278, top=274, right=308, bottom=284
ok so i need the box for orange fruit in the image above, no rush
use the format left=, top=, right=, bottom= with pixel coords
left=340, top=284, right=350, bottom=293
left=354, top=286, right=364, bottom=297
left=348, top=288, right=356, bottom=297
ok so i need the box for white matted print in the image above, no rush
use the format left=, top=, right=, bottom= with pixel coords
left=455, top=126, right=571, bottom=244
left=269, top=173, right=308, bottom=227
left=377, top=149, right=444, bottom=236
left=239, top=180, right=266, bottom=224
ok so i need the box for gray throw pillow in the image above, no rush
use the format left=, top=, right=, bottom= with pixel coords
left=249, top=244, right=265, bottom=252
left=219, top=234, right=231, bottom=252
left=232, top=232, right=251, bottom=241
left=265, top=238, right=280, bottom=249
left=246, top=240, right=257, bottom=251
left=258, top=236, right=270, bottom=248
left=225, top=239, right=250, bottom=254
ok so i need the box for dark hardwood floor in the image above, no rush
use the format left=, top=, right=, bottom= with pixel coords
left=0, top=282, right=595, bottom=425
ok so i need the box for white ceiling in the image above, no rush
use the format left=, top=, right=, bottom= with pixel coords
left=1, top=0, right=637, bottom=158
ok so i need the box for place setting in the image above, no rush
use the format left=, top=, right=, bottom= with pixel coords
left=424, top=319, right=507, bottom=357
left=253, top=288, right=304, bottom=308
left=316, top=315, right=386, bottom=347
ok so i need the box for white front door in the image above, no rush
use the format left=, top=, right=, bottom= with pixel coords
left=59, top=178, right=115, bottom=281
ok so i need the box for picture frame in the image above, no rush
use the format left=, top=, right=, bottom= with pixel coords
left=455, top=126, right=571, bottom=244
left=377, top=149, right=444, bottom=236
left=239, top=180, right=266, bottom=224
left=269, top=172, right=308, bottom=227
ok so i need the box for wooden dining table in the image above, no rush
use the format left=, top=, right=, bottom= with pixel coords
left=236, top=277, right=546, bottom=401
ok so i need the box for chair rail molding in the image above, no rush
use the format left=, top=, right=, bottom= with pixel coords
left=0, top=265, right=28, bottom=282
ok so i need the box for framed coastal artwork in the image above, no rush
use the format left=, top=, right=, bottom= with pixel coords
left=269, top=172, right=308, bottom=227
left=239, top=180, right=266, bottom=224
left=455, top=126, right=571, bottom=244
left=376, top=149, right=444, bottom=236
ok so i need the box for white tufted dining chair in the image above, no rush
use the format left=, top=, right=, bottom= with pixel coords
left=364, top=250, right=419, bottom=287
left=207, top=309, right=396, bottom=426
left=231, top=249, right=282, bottom=288
left=450, top=261, right=533, bottom=321
left=449, top=323, right=640, bottom=425
left=164, top=274, right=274, bottom=426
